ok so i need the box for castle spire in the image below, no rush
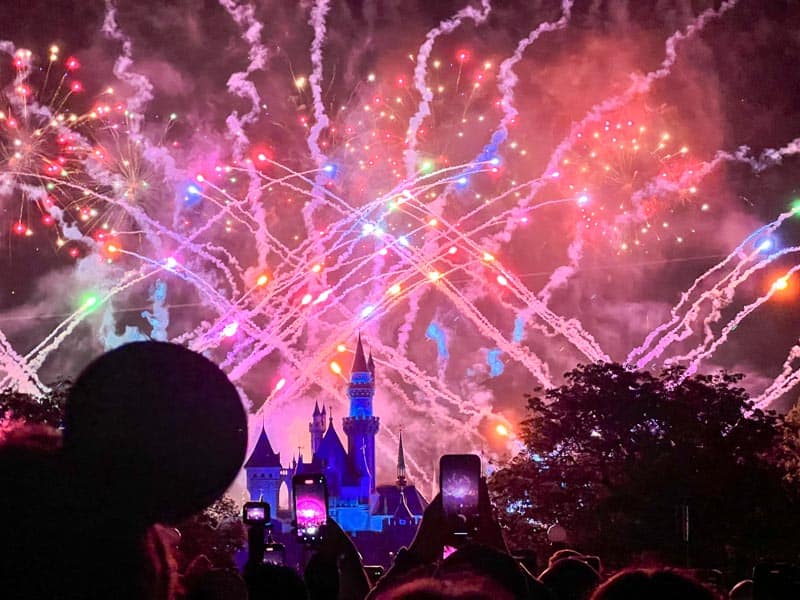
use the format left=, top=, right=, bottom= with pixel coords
left=397, top=428, right=407, bottom=487
left=310, top=400, right=326, bottom=455
left=351, top=332, right=369, bottom=374
left=367, top=350, right=375, bottom=374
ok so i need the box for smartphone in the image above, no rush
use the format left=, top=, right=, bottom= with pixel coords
left=242, top=501, right=270, bottom=525
left=262, top=542, right=286, bottom=565
left=293, top=474, right=328, bottom=544
left=439, top=454, right=481, bottom=537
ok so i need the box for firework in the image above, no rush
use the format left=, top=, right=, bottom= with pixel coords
left=1, top=0, right=799, bottom=488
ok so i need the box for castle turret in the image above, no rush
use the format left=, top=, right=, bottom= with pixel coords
left=309, top=400, right=327, bottom=454
left=343, top=334, right=380, bottom=497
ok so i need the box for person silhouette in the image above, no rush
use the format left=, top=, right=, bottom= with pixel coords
left=0, top=342, right=248, bottom=599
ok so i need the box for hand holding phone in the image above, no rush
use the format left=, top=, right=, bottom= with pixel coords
left=243, top=501, right=270, bottom=566
left=262, top=543, right=286, bottom=565
left=243, top=501, right=270, bottom=525
left=440, top=454, right=481, bottom=538
left=293, top=474, right=328, bottom=544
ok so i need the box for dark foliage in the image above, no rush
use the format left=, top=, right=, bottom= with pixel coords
left=0, top=381, right=69, bottom=433
left=175, top=496, right=246, bottom=571
left=489, top=362, right=800, bottom=570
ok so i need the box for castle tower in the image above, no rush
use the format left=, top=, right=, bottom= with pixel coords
left=244, top=427, right=285, bottom=512
left=309, top=401, right=327, bottom=455
left=342, top=334, right=380, bottom=497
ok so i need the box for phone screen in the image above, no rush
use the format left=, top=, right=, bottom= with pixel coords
left=263, top=544, right=286, bottom=565
left=293, top=474, right=328, bottom=543
left=242, top=501, right=270, bottom=524
left=440, top=454, right=481, bottom=535
left=246, top=506, right=265, bottom=521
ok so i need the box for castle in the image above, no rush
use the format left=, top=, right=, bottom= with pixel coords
left=243, top=335, right=427, bottom=555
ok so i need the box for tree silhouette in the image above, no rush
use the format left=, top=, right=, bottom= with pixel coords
left=490, top=363, right=800, bottom=572
left=0, top=381, right=70, bottom=438
left=175, top=495, right=246, bottom=570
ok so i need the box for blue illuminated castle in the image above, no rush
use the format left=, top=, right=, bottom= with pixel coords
left=244, top=335, right=427, bottom=553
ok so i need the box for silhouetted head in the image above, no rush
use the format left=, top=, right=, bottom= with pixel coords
left=590, top=568, right=717, bottom=600
left=539, top=557, right=600, bottom=600
left=184, top=567, right=248, bottom=600
left=438, top=543, right=553, bottom=600
left=0, top=343, right=247, bottom=599
left=245, top=562, right=309, bottom=600
left=65, top=341, right=248, bottom=522
left=728, top=579, right=753, bottom=600
left=547, top=549, right=584, bottom=569
left=304, top=550, right=340, bottom=600
left=0, top=425, right=177, bottom=599
left=513, top=549, right=538, bottom=578
left=581, top=556, right=601, bottom=574
left=376, top=574, right=515, bottom=600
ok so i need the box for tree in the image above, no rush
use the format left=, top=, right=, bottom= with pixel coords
left=174, top=495, right=246, bottom=570
left=489, top=362, right=800, bottom=571
left=0, top=381, right=70, bottom=438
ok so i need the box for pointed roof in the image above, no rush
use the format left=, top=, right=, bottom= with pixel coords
left=295, top=451, right=322, bottom=475
left=244, top=428, right=282, bottom=468
left=351, top=333, right=369, bottom=373
left=367, top=351, right=375, bottom=373
left=315, top=418, right=347, bottom=465
left=313, top=400, right=321, bottom=416
left=372, top=484, right=428, bottom=516
left=397, top=430, right=407, bottom=487
left=393, top=489, right=414, bottom=521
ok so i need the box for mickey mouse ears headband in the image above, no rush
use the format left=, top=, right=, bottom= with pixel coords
left=63, top=342, right=248, bottom=523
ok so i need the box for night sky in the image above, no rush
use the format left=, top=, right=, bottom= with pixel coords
left=1, top=0, right=799, bottom=490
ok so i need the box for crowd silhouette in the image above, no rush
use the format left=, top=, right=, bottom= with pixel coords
left=0, top=342, right=793, bottom=599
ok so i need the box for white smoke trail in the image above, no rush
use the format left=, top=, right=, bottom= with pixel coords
left=663, top=246, right=800, bottom=368
left=487, top=0, right=741, bottom=306
left=219, top=0, right=267, bottom=159
left=628, top=137, right=800, bottom=219
left=676, top=263, right=800, bottom=382
left=538, top=225, right=583, bottom=305
left=484, top=0, right=574, bottom=159
left=0, top=329, right=47, bottom=396
left=404, top=0, right=492, bottom=178
left=102, top=0, right=154, bottom=134
left=219, top=0, right=271, bottom=269
left=307, top=0, right=332, bottom=168
left=629, top=209, right=796, bottom=367
left=754, top=340, right=800, bottom=408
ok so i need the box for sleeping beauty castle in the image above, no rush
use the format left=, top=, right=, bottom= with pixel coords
left=243, top=335, right=427, bottom=562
